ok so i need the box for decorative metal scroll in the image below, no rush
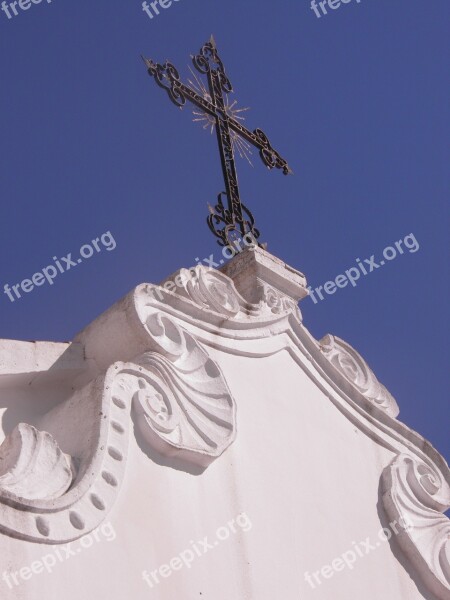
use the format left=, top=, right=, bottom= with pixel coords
left=142, top=36, right=292, bottom=247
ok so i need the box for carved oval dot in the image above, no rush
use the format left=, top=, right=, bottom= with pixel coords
left=204, top=359, right=220, bottom=379
left=69, top=512, right=85, bottom=530
left=112, top=396, right=126, bottom=409
left=111, top=421, right=125, bottom=434
left=90, top=493, right=106, bottom=511
left=108, top=447, right=123, bottom=462
left=102, top=471, right=118, bottom=487
left=35, top=516, right=50, bottom=537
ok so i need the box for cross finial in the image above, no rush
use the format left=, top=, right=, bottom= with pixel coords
left=142, top=37, right=292, bottom=247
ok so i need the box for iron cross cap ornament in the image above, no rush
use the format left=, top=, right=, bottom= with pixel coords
left=142, top=36, right=292, bottom=248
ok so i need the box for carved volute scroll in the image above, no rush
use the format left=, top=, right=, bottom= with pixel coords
left=113, top=313, right=236, bottom=468
left=320, top=334, right=400, bottom=418
left=382, top=454, right=450, bottom=600
left=160, top=264, right=302, bottom=321
left=0, top=314, right=236, bottom=543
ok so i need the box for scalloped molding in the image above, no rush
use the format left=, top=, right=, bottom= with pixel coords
left=124, top=312, right=236, bottom=467
left=0, top=367, right=130, bottom=544
left=0, top=311, right=235, bottom=544
left=0, top=423, right=73, bottom=501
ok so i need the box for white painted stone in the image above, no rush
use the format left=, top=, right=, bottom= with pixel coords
left=0, top=340, right=85, bottom=388
left=0, top=247, right=447, bottom=599
left=0, top=423, right=73, bottom=501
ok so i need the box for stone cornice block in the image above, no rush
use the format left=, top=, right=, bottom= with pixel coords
left=220, top=246, right=308, bottom=305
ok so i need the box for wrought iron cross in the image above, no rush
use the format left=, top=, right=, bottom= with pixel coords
left=142, top=36, right=292, bottom=247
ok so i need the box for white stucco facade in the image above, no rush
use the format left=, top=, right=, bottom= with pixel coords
left=0, top=247, right=448, bottom=600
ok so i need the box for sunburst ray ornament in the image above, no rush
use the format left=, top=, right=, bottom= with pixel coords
left=188, top=67, right=254, bottom=166
left=143, top=36, right=292, bottom=247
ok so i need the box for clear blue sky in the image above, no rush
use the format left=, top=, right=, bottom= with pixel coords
left=0, top=0, right=448, bottom=459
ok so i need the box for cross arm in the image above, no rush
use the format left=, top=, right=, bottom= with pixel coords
left=142, top=57, right=218, bottom=117
left=226, top=117, right=292, bottom=175
left=142, top=56, right=292, bottom=176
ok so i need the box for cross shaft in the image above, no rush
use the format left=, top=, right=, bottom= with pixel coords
left=143, top=37, right=292, bottom=247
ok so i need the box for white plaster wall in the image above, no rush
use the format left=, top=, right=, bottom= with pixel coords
left=0, top=347, right=432, bottom=600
